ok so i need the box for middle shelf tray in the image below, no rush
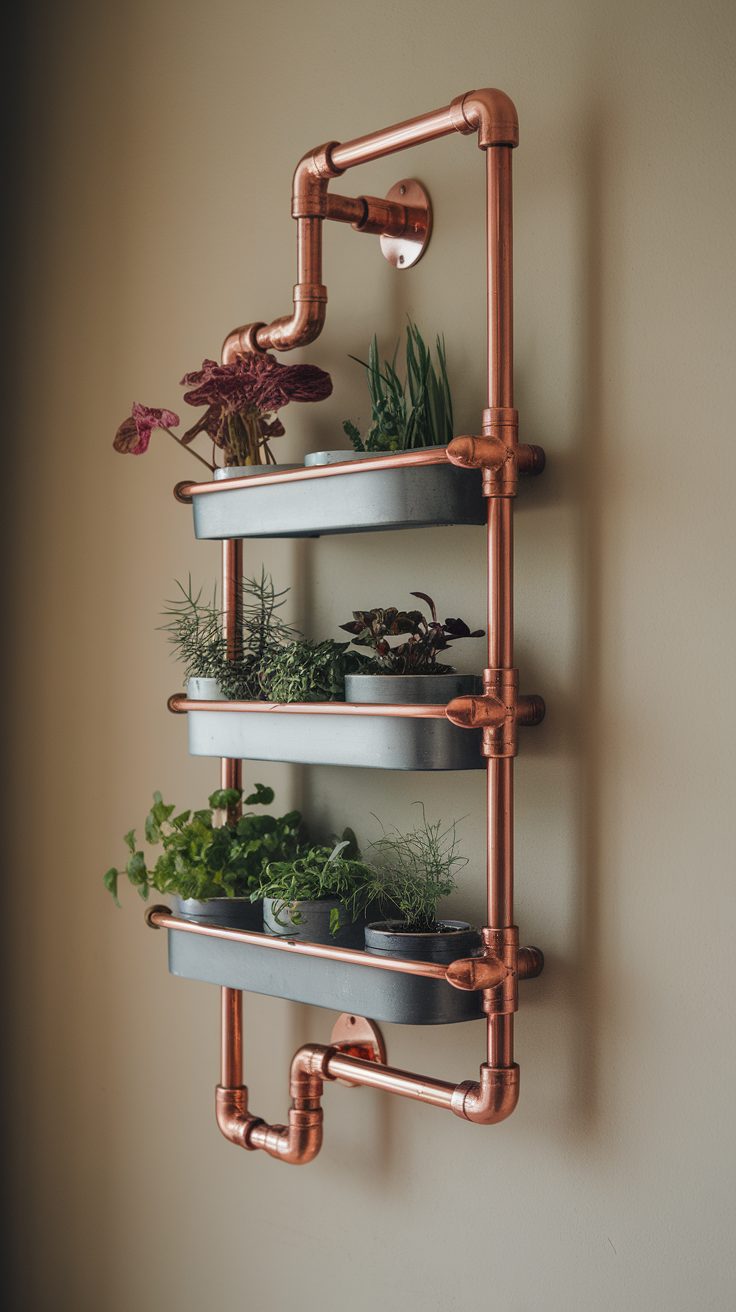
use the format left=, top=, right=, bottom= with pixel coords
left=177, top=698, right=484, bottom=771
left=167, top=925, right=484, bottom=1025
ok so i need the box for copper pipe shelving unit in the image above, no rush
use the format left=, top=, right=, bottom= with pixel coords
left=148, top=88, right=546, bottom=1165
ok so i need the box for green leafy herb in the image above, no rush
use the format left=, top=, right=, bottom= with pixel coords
left=252, top=838, right=387, bottom=936
left=103, top=785, right=305, bottom=905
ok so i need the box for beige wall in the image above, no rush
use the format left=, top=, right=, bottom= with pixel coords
left=9, top=1, right=736, bottom=1308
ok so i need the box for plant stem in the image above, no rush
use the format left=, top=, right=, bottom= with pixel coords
left=168, top=430, right=215, bottom=473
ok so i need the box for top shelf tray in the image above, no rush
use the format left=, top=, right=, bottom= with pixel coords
left=187, top=457, right=485, bottom=540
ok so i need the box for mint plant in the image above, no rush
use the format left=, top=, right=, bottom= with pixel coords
left=103, top=784, right=304, bottom=905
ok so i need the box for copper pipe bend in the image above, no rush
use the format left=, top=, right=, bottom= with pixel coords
left=451, top=1063, right=520, bottom=1124
left=455, top=89, right=519, bottom=148
left=216, top=1046, right=330, bottom=1166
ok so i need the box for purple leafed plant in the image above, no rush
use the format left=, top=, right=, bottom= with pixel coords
left=113, top=353, right=333, bottom=472
left=340, top=591, right=484, bottom=675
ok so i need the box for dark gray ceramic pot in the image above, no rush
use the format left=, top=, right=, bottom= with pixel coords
left=344, top=671, right=479, bottom=705
left=263, top=896, right=371, bottom=949
left=174, top=895, right=263, bottom=931
left=364, top=919, right=481, bottom=963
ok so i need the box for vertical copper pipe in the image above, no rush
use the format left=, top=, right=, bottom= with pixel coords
left=296, top=216, right=322, bottom=285
left=485, top=146, right=515, bottom=1071
left=487, top=498, right=513, bottom=668
left=221, top=987, right=243, bottom=1087
left=486, top=148, right=514, bottom=409
left=221, top=539, right=243, bottom=796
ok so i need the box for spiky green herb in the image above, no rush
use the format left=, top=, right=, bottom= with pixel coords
left=368, top=806, right=467, bottom=931
left=343, top=320, right=454, bottom=452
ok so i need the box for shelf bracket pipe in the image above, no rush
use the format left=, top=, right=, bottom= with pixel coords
left=221, top=89, right=519, bottom=361
left=215, top=988, right=523, bottom=1166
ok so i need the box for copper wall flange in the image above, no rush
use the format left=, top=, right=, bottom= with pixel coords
left=329, top=1014, right=387, bottom=1085
left=378, top=179, right=432, bottom=268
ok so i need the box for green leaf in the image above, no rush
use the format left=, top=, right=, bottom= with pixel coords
left=103, top=868, right=120, bottom=906
left=145, top=812, right=161, bottom=844
left=208, top=787, right=241, bottom=810
left=123, top=830, right=136, bottom=854
left=244, top=783, right=275, bottom=807
left=126, top=850, right=148, bottom=888
left=329, top=906, right=342, bottom=937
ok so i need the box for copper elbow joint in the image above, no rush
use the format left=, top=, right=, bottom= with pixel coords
left=221, top=323, right=267, bottom=363
left=247, top=1110, right=324, bottom=1166
left=453, top=89, right=519, bottom=148
left=215, top=1085, right=261, bottom=1149
left=262, top=290, right=327, bottom=351
left=292, top=142, right=343, bottom=218
left=451, top=1064, right=520, bottom=1124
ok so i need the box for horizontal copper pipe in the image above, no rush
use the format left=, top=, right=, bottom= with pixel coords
left=147, top=906, right=470, bottom=986
left=177, top=445, right=452, bottom=499
left=324, top=1050, right=456, bottom=1110
left=168, top=694, right=450, bottom=719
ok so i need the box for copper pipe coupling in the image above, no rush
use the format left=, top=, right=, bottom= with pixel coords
left=447, top=411, right=545, bottom=496
left=446, top=669, right=545, bottom=758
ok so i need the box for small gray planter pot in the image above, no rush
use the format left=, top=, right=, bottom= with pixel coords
left=263, top=896, right=370, bottom=949
left=187, top=676, right=227, bottom=701
left=364, top=920, right=481, bottom=962
left=173, top=894, right=263, bottom=931
left=304, top=449, right=389, bottom=466
left=344, top=671, right=478, bottom=705
left=363, top=920, right=482, bottom=1024
left=213, top=464, right=299, bottom=480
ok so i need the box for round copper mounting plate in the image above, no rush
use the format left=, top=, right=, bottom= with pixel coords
left=329, top=1013, right=387, bottom=1086
left=380, top=178, right=433, bottom=270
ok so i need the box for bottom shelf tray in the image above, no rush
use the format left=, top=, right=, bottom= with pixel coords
left=167, top=928, right=484, bottom=1026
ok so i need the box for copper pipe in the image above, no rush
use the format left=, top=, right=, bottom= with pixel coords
left=221, top=91, right=518, bottom=361
left=194, top=93, right=545, bottom=1167
left=483, top=139, right=516, bottom=1074
left=220, top=539, right=243, bottom=807
left=216, top=1024, right=519, bottom=1166
left=178, top=436, right=541, bottom=500
left=168, top=694, right=451, bottom=718
left=178, top=445, right=453, bottom=498
left=221, top=987, right=243, bottom=1087
left=486, top=148, right=514, bottom=410
left=146, top=906, right=498, bottom=987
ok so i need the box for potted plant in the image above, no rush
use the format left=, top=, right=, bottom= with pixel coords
left=339, top=590, right=483, bottom=705
left=102, top=784, right=304, bottom=929
left=251, top=835, right=386, bottom=948
left=307, top=320, right=452, bottom=466
left=162, top=569, right=364, bottom=703
left=364, top=808, right=480, bottom=964
left=113, top=352, right=333, bottom=474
